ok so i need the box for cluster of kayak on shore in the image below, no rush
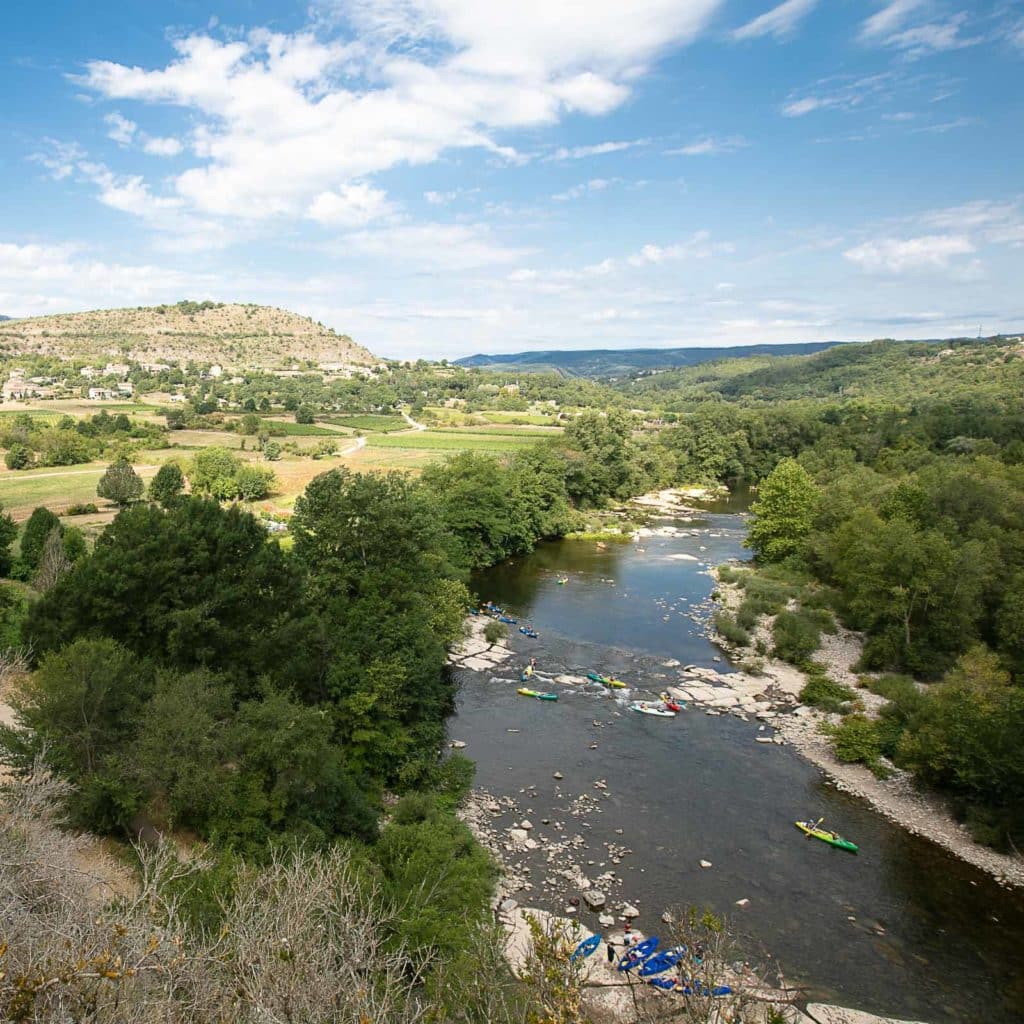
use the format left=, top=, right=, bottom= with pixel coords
left=569, top=932, right=732, bottom=997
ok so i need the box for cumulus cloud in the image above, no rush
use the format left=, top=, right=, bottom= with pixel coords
left=308, top=183, right=393, bottom=227
left=732, top=0, right=818, bottom=42
left=0, top=240, right=208, bottom=315
left=143, top=136, right=184, bottom=156
left=76, top=2, right=721, bottom=232
left=104, top=112, right=137, bottom=145
left=843, top=234, right=974, bottom=272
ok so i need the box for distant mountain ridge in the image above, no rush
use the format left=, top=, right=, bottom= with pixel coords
left=455, top=341, right=845, bottom=377
left=0, top=301, right=377, bottom=370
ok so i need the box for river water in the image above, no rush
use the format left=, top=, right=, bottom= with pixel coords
left=449, top=503, right=1024, bottom=1024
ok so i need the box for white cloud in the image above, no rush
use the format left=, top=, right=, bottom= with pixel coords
left=30, top=139, right=85, bottom=181
left=859, top=3, right=980, bottom=58
left=341, top=221, right=529, bottom=270
left=666, top=135, right=749, bottom=156
left=732, top=0, right=818, bottom=42
left=552, top=178, right=614, bottom=201
left=0, top=240, right=208, bottom=315
left=425, top=189, right=459, bottom=205
left=104, top=112, right=137, bottom=145
left=781, top=71, right=898, bottom=117
left=626, top=230, right=723, bottom=266
left=548, top=139, right=648, bottom=161
left=143, top=136, right=184, bottom=156
left=843, top=234, right=974, bottom=272
left=860, top=0, right=926, bottom=41
left=308, top=183, right=393, bottom=226
left=76, top=3, right=721, bottom=234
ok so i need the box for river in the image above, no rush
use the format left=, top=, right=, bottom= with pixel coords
left=448, top=502, right=1024, bottom=1024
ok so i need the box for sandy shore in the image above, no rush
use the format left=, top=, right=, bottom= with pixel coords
left=708, top=570, right=1024, bottom=890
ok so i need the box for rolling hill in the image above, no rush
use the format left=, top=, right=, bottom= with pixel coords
left=454, top=341, right=844, bottom=377
left=0, top=301, right=378, bottom=370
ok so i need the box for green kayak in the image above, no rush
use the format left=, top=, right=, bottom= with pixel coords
left=795, top=820, right=858, bottom=853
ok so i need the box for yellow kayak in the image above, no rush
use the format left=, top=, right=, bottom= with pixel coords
left=795, top=820, right=858, bottom=854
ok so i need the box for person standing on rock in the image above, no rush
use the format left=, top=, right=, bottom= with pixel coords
left=606, top=939, right=616, bottom=964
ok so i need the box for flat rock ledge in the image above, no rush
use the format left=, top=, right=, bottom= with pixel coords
left=447, top=615, right=513, bottom=669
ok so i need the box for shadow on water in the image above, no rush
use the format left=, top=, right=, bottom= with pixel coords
left=453, top=513, right=1024, bottom=1024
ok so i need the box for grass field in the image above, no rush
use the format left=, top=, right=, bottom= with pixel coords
left=455, top=424, right=562, bottom=436
left=261, top=419, right=347, bottom=436
left=0, top=463, right=160, bottom=520
left=323, top=414, right=407, bottom=432
left=368, top=430, right=544, bottom=452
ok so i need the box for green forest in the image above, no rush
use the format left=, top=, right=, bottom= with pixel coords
left=2, top=331, right=1023, bottom=1018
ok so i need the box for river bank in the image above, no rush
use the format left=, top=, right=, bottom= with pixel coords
left=708, top=568, right=1024, bottom=890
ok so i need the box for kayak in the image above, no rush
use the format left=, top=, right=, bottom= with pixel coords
left=659, top=691, right=685, bottom=712
left=519, top=626, right=540, bottom=638
left=498, top=615, right=518, bottom=625
left=517, top=688, right=558, bottom=701
left=587, top=671, right=626, bottom=689
left=630, top=701, right=676, bottom=718
left=637, top=948, right=684, bottom=977
left=795, top=820, right=858, bottom=854
left=617, top=936, right=659, bottom=972
left=569, top=934, right=601, bottom=963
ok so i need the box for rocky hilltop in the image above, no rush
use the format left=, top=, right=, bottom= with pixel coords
left=0, top=301, right=377, bottom=370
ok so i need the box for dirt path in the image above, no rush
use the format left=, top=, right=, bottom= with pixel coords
left=401, top=410, right=427, bottom=431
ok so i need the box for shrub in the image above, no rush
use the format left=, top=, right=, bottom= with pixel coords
left=714, top=611, right=750, bottom=647
left=827, top=714, right=890, bottom=778
left=800, top=672, right=855, bottom=714
left=773, top=609, right=822, bottom=664
left=65, top=503, right=98, bottom=516
left=483, top=620, right=508, bottom=645
left=5, top=443, right=31, bottom=470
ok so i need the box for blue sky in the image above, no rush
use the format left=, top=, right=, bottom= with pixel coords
left=1, top=0, right=1022, bottom=359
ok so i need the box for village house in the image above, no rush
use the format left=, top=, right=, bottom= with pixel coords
left=103, top=363, right=131, bottom=379
left=88, top=387, right=115, bottom=400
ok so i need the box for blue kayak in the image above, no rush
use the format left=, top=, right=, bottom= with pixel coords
left=617, top=936, right=659, bottom=971
left=638, top=948, right=684, bottom=977
left=519, top=626, right=540, bottom=638
left=499, top=615, right=518, bottom=625
left=648, top=977, right=677, bottom=990
left=569, top=934, right=601, bottom=963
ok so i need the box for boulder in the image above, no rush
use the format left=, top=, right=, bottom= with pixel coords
left=450, top=740, right=467, bottom=749
left=622, top=904, right=640, bottom=919
left=805, top=1005, right=930, bottom=1024
left=598, top=913, right=616, bottom=927
left=583, top=890, right=607, bottom=910
left=699, top=859, right=713, bottom=869
left=520, top=819, right=534, bottom=831
left=735, top=898, right=750, bottom=908
left=508, top=828, right=529, bottom=844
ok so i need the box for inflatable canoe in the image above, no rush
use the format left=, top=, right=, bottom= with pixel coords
left=630, top=701, right=675, bottom=718
left=637, top=948, right=684, bottom=977
left=519, top=626, right=540, bottom=638
left=617, top=936, right=659, bottom=971
left=517, top=688, right=558, bottom=701
left=795, top=820, right=858, bottom=853
left=569, top=934, right=601, bottom=963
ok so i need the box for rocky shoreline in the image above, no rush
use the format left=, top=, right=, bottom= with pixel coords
left=707, top=569, right=1024, bottom=890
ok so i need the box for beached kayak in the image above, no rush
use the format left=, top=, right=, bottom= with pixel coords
left=617, top=936, right=659, bottom=971
left=517, top=688, right=558, bottom=701
left=569, top=934, right=601, bottom=963
left=630, top=701, right=676, bottom=718
left=586, top=671, right=626, bottom=689
left=795, top=820, right=858, bottom=853
left=637, top=948, right=684, bottom=977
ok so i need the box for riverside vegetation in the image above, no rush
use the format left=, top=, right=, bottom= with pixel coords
left=1, top=318, right=1023, bottom=1019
